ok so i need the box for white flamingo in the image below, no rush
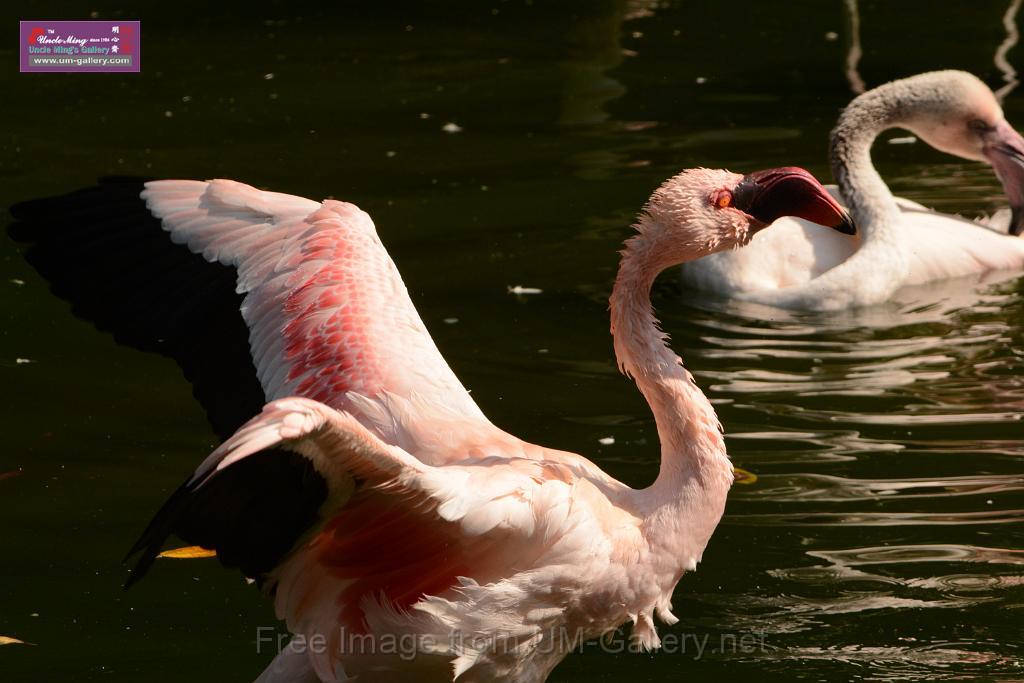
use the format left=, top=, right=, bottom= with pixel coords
left=123, top=167, right=852, bottom=682
left=681, top=71, right=1024, bottom=311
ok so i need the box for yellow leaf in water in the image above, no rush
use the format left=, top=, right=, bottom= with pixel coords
left=157, top=546, right=217, bottom=559
left=733, top=467, right=758, bottom=485
left=0, top=636, right=31, bottom=646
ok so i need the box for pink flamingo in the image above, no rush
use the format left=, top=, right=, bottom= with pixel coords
left=122, top=167, right=852, bottom=682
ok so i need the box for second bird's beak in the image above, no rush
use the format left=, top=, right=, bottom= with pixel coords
left=983, top=119, right=1024, bottom=236
left=733, top=166, right=856, bottom=235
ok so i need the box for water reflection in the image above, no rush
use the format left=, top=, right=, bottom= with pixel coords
left=759, top=644, right=1020, bottom=682
left=808, top=543, right=1024, bottom=567
left=844, top=0, right=1022, bottom=100
left=557, top=0, right=658, bottom=127
left=683, top=272, right=1024, bottom=426
left=659, top=258, right=1023, bottom=677
left=6, top=3, right=1024, bottom=681
left=728, top=509, right=1024, bottom=526
left=995, top=0, right=1023, bottom=100
left=744, top=473, right=1024, bottom=502
left=769, top=544, right=1024, bottom=609
left=842, top=0, right=866, bottom=95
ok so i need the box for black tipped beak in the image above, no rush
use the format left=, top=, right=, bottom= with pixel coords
left=834, top=207, right=857, bottom=235
left=983, top=120, right=1024, bottom=236
left=733, top=166, right=857, bottom=235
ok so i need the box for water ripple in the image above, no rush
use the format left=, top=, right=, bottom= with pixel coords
left=759, top=643, right=1023, bottom=681
left=770, top=544, right=1024, bottom=598
left=661, top=228, right=1024, bottom=679
left=727, top=509, right=1024, bottom=526
left=736, top=473, right=1024, bottom=502
left=806, top=544, right=1024, bottom=566
left=746, top=402, right=1022, bottom=426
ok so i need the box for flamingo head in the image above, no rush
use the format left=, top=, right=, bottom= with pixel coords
left=888, top=70, right=1024, bottom=235
left=640, top=166, right=855, bottom=262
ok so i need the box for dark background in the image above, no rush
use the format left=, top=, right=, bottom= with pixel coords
left=2, top=1, right=1023, bottom=681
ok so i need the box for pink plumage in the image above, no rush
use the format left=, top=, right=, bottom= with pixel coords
left=132, top=167, right=851, bottom=682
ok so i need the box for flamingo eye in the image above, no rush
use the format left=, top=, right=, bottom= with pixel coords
left=967, top=118, right=993, bottom=133
left=711, top=190, right=733, bottom=209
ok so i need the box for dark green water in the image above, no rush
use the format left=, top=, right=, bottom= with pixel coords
left=3, top=1, right=1023, bottom=680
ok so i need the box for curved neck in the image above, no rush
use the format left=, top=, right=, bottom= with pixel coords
left=830, top=94, right=904, bottom=245
left=609, top=221, right=729, bottom=497
left=801, top=89, right=914, bottom=306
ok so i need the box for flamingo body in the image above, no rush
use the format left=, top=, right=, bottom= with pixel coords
left=136, top=176, right=745, bottom=681
left=15, top=166, right=849, bottom=682
left=211, top=398, right=685, bottom=682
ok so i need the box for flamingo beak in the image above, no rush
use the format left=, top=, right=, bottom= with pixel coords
left=983, top=119, right=1024, bottom=236
left=733, top=166, right=856, bottom=235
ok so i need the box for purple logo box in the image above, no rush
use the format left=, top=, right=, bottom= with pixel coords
left=20, top=20, right=140, bottom=73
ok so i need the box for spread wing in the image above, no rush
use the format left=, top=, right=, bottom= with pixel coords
left=126, top=397, right=599, bottom=679
left=142, top=179, right=494, bottom=455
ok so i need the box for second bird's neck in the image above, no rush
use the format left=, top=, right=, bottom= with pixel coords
left=830, top=93, right=905, bottom=246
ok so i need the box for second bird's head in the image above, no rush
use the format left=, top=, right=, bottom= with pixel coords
left=843, top=70, right=1024, bottom=236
